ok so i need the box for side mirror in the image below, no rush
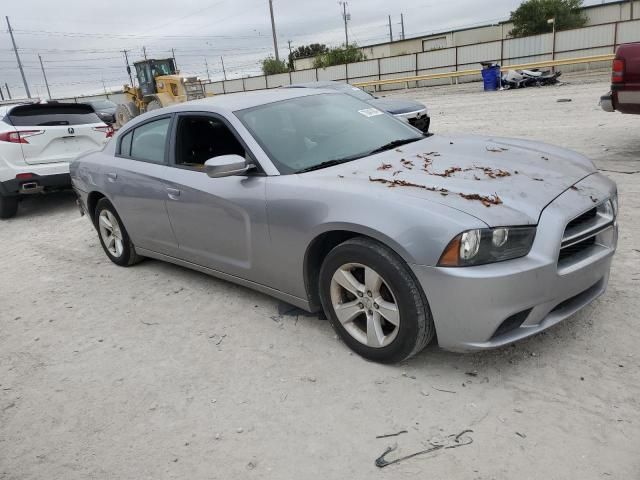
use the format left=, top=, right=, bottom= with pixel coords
left=204, top=155, right=255, bottom=178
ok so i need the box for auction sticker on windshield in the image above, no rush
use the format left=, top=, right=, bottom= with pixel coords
left=358, top=108, right=384, bottom=117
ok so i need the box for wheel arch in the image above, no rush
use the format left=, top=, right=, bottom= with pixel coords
left=86, top=191, right=106, bottom=227
left=303, top=226, right=418, bottom=311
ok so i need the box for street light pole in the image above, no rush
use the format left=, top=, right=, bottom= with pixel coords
left=6, top=16, right=31, bottom=99
left=388, top=15, right=393, bottom=42
left=268, top=0, right=280, bottom=62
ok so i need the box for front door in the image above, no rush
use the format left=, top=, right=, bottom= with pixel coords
left=162, top=113, right=270, bottom=282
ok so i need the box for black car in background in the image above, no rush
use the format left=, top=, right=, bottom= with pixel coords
left=85, top=99, right=117, bottom=125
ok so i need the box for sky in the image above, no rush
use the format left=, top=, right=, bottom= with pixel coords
left=1, top=0, right=605, bottom=99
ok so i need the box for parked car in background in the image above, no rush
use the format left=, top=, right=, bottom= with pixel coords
left=285, top=81, right=431, bottom=133
left=72, top=89, right=617, bottom=363
left=601, top=42, right=640, bottom=114
left=0, top=102, right=113, bottom=218
left=85, top=99, right=117, bottom=125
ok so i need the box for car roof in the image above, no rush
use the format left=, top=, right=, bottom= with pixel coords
left=157, top=87, right=338, bottom=115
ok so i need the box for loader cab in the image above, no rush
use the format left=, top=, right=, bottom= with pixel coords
left=133, top=59, right=177, bottom=97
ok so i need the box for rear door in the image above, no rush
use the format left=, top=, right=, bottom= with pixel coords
left=8, top=104, right=110, bottom=165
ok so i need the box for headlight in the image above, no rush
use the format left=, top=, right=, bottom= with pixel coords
left=439, top=227, right=537, bottom=267
left=610, top=193, right=618, bottom=218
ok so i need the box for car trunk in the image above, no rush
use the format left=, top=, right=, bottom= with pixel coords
left=8, top=103, right=108, bottom=165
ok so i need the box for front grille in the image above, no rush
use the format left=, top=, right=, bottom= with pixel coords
left=566, top=207, right=597, bottom=232
left=558, top=236, right=596, bottom=262
left=558, top=202, right=613, bottom=266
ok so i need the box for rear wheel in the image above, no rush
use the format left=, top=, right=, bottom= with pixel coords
left=319, top=237, right=434, bottom=363
left=94, top=198, right=142, bottom=266
left=146, top=99, right=163, bottom=112
left=114, top=102, right=138, bottom=129
left=0, top=195, right=18, bottom=219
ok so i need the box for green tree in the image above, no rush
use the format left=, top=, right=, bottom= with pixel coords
left=261, top=56, right=288, bottom=76
left=509, top=0, right=587, bottom=37
left=313, top=44, right=366, bottom=69
left=288, top=43, right=329, bottom=70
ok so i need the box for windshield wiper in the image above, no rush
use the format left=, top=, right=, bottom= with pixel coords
left=295, top=154, right=367, bottom=174
left=367, top=137, right=423, bottom=156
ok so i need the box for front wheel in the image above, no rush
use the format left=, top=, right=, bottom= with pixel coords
left=319, top=237, right=434, bottom=363
left=94, top=198, right=142, bottom=266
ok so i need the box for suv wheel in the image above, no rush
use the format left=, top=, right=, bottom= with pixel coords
left=0, top=195, right=18, bottom=219
left=94, top=198, right=142, bottom=266
left=319, top=237, right=435, bottom=363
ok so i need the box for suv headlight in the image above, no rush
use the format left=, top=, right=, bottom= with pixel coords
left=439, top=227, right=537, bottom=267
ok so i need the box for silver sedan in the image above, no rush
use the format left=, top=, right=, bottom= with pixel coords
left=71, top=88, right=618, bottom=363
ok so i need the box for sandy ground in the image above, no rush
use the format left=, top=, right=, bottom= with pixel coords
left=1, top=73, right=639, bottom=480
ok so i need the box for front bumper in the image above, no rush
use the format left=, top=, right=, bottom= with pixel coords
left=411, top=173, right=618, bottom=352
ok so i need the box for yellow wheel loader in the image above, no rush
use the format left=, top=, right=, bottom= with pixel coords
left=115, top=58, right=207, bottom=129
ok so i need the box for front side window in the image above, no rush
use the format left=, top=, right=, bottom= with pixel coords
left=174, top=115, right=246, bottom=170
left=129, top=117, right=171, bottom=164
left=236, top=93, right=422, bottom=174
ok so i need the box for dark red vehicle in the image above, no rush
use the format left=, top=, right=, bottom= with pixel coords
left=601, top=42, right=640, bottom=114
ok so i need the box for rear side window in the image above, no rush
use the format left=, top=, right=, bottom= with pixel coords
left=129, top=117, right=171, bottom=164
left=119, top=130, right=133, bottom=156
left=9, top=104, right=102, bottom=126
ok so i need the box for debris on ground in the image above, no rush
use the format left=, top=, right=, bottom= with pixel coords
left=376, top=430, right=408, bottom=439
left=557, top=98, right=572, bottom=102
left=465, top=371, right=479, bottom=377
left=515, top=432, right=527, bottom=438
left=400, top=159, right=415, bottom=169
left=432, top=386, right=457, bottom=394
left=375, top=429, right=474, bottom=468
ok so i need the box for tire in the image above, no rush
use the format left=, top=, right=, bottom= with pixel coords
left=94, top=198, right=143, bottom=266
left=146, top=99, right=163, bottom=111
left=319, top=237, right=434, bottom=363
left=114, top=102, right=138, bottom=129
left=0, top=195, right=18, bottom=219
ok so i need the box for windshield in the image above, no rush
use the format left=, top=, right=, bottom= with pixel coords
left=88, top=100, right=116, bottom=110
left=236, top=93, right=422, bottom=174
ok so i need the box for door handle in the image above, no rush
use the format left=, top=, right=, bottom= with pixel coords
left=166, top=187, right=181, bottom=199
left=107, top=172, right=117, bottom=182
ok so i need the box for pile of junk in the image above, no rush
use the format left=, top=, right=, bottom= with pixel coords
left=480, top=62, right=562, bottom=91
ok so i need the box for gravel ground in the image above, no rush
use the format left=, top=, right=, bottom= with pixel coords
left=1, top=73, right=639, bottom=480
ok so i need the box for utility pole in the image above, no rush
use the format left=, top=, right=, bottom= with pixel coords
left=38, top=55, right=52, bottom=100
left=268, top=0, right=280, bottom=61
left=5, top=83, right=11, bottom=99
left=204, top=57, right=210, bottom=81
left=287, top=40, right=294, bottom=70
left=142, top=46, right=148, bottom=60
left=122, top=49, right=134, bottom=86
left=388, top=15, right=393, bottom=42
left=400, top=13, right=405, bottom=40
left=0, top=87, right=4, bottom=101
left=172, top=48, right=178, bottom=71
left=340, top=2, right=349, bottom=47
left=220, top=56, right=227, bottom=80
left=6, top=17, right=31, bottom=99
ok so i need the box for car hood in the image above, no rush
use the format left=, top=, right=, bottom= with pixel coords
left=307, top=134, right=597, bottom=227
left=367, top=97, right=427, bottom=115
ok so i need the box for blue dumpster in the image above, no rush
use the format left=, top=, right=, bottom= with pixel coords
left=481, top=63, right=501, bottom=91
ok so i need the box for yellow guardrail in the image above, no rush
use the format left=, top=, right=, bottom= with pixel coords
left=352, top=54, right=615, bottom=88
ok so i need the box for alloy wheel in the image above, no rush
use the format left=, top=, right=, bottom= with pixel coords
left=98, top=210, right=124, bottom=258
left=330, top=263, right=400, bottom=348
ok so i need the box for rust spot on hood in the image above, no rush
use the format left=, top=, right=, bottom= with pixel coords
left=377, top=163, right=393, bottom=171
left=368, top=177, right=503, bottom=207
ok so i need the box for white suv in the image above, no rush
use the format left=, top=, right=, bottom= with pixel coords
left=0, top=102, right=112, bottom=218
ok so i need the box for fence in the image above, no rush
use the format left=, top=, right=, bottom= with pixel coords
left=203, top=19, right=640, bottom=95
